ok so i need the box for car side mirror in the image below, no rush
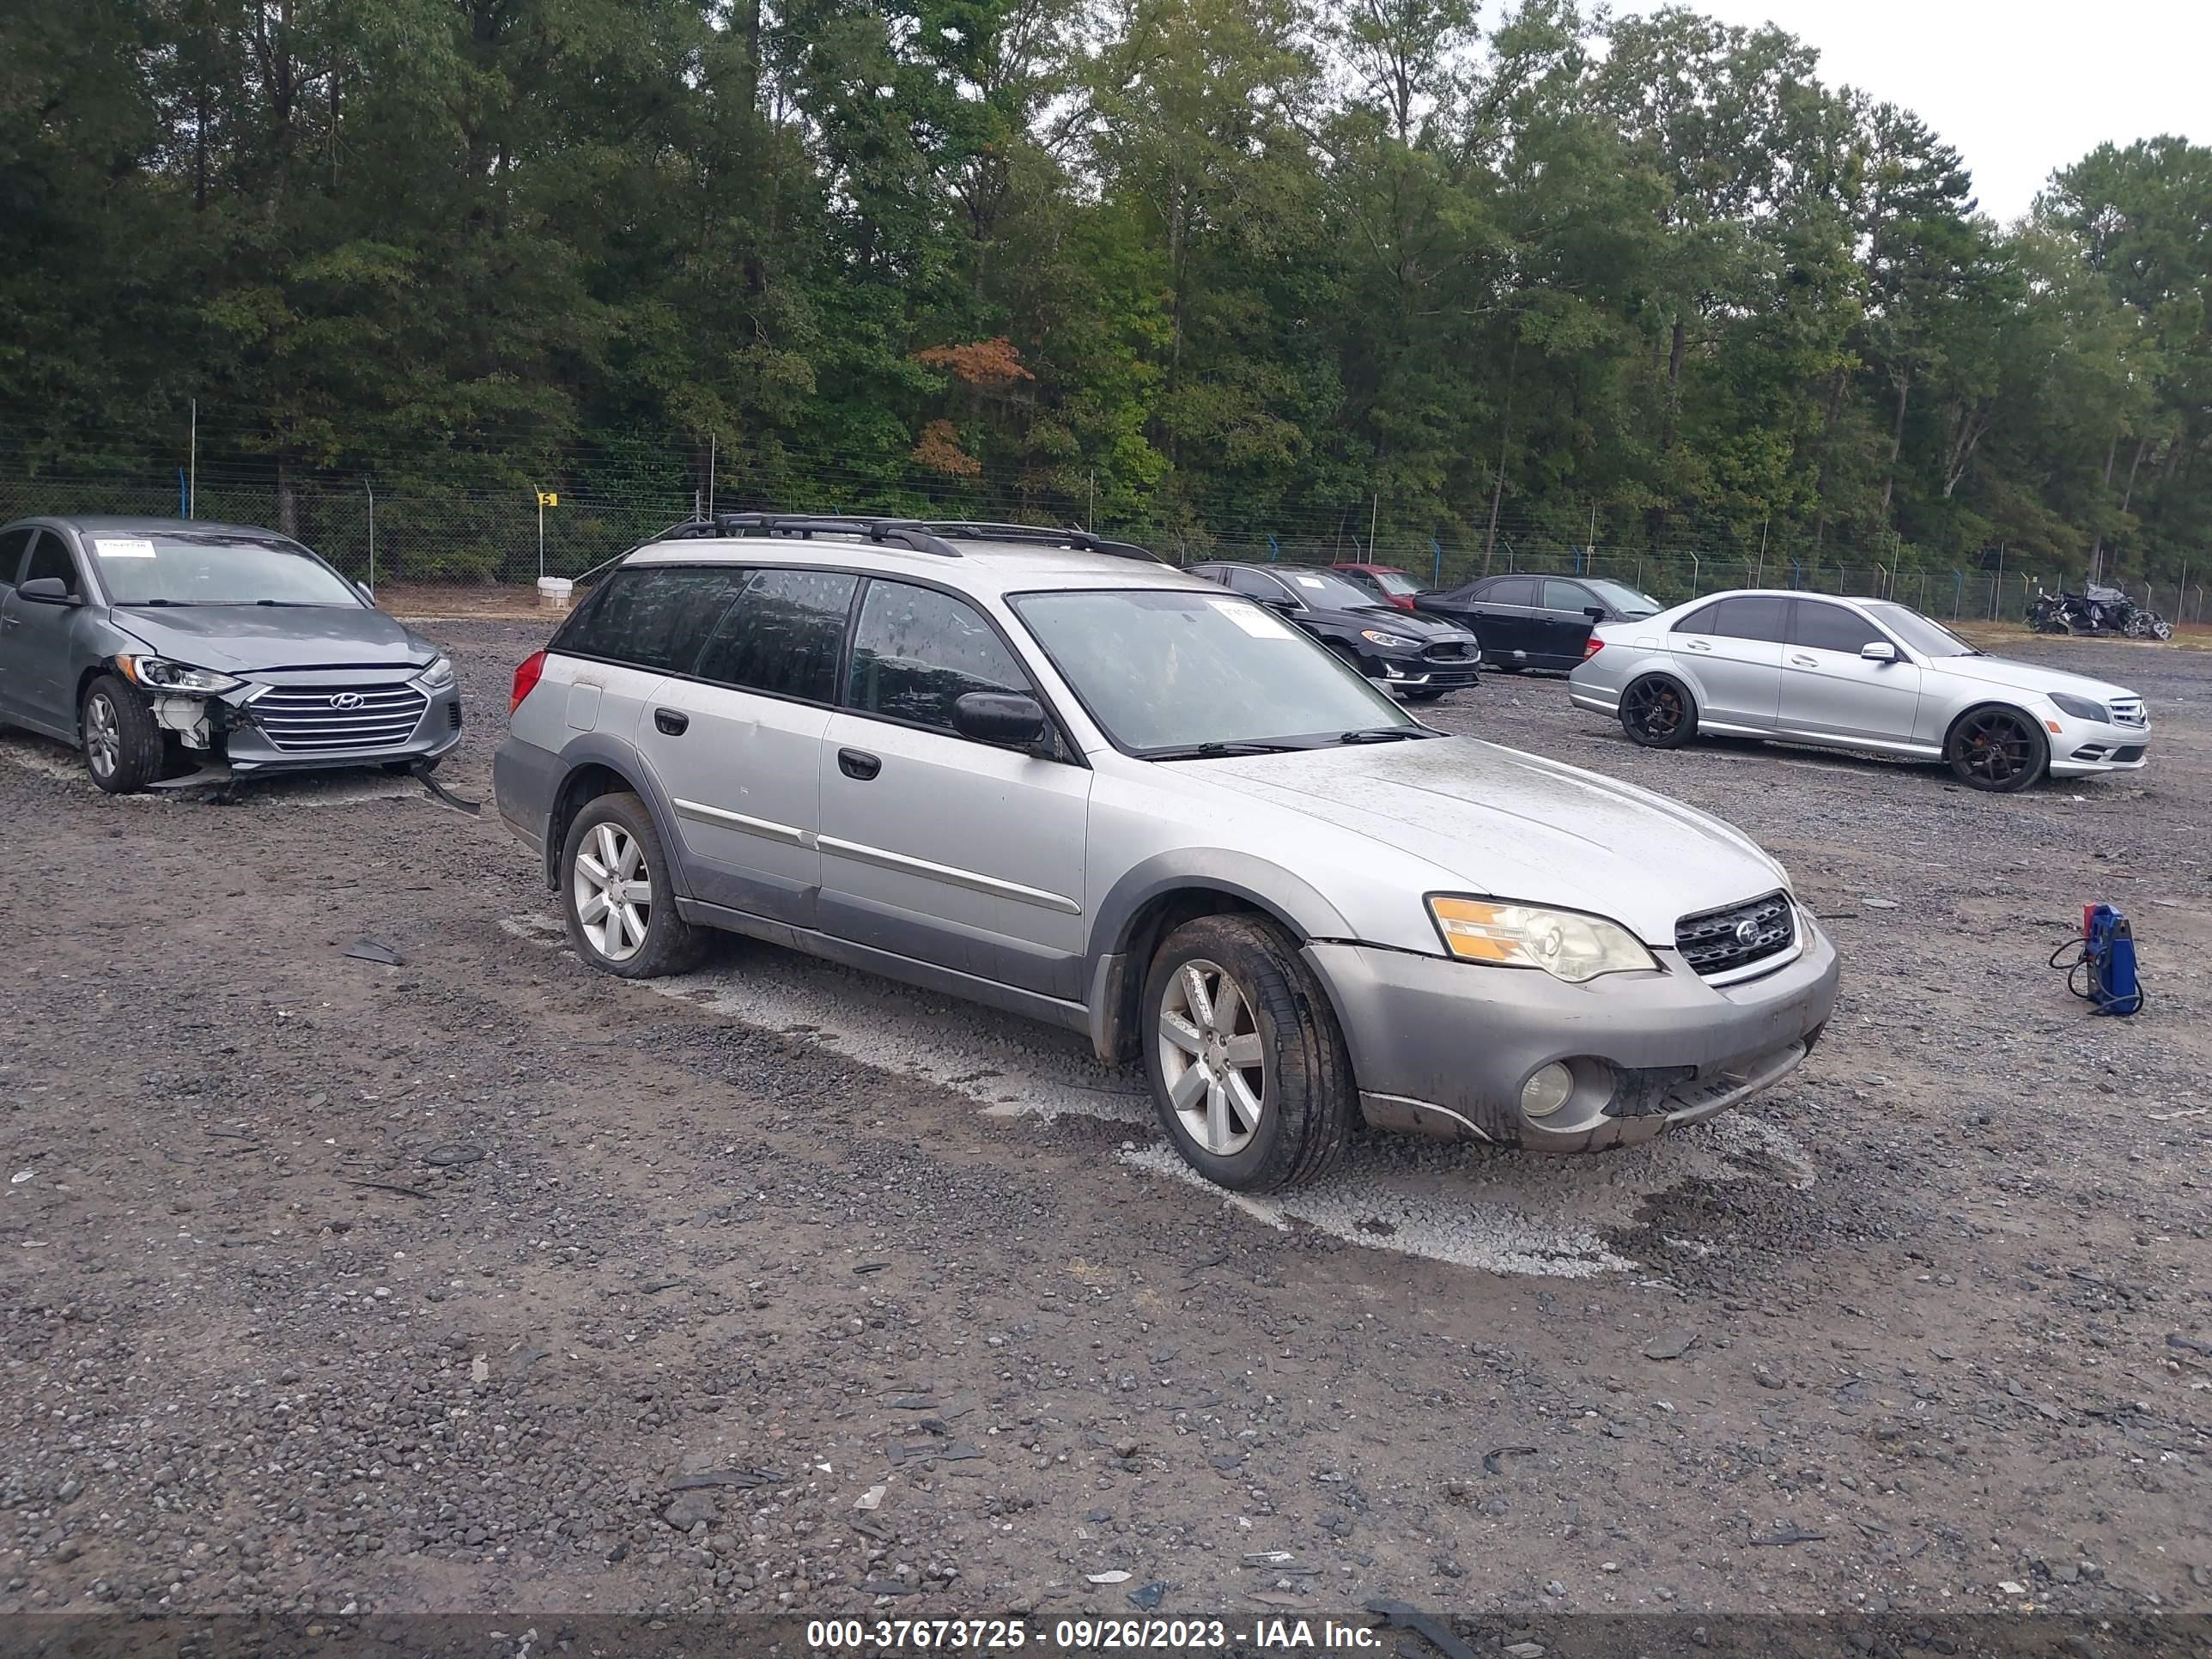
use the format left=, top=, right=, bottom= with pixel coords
left=17, top=577, right=79, bottom=605
left=1860, top=641, right=1898, bottom=663
left=1584, top=606, right=1607, bottom=622
left=1260, top=595, right=1300, bottom=613
left=952, top=690, right=1047, bottom=748
left=356, top=581, right=376, bottom=603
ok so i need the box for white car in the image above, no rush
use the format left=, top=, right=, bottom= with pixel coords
left=1569, top=590, right=2148, bottom=792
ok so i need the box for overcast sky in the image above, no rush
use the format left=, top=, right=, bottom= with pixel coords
left=1611, top=0, right=2211, bottom=222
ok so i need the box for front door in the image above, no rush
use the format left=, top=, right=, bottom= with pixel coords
left=1778, top=599, right=1923, bottom=744
left=1668, top=594, right=1786, bottom=730
left=2, top=530, right=92, bottom=735
left=817, top=578, right=1091, bottom=1000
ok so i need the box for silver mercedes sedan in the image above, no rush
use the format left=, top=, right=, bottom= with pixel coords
left=1569, top=590, right=2149, bottom=793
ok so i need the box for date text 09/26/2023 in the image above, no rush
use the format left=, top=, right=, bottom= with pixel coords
left=804, top=1617, right=1382, bottom=1651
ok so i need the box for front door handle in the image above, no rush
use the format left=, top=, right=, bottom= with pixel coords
left=653, top=708, right=690, bottom=735
left=1789, top=653, right=1817, bottom=667
left=838, top=747, right=882, bottom=781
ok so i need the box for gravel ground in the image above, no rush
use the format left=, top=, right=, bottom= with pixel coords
left=3, top=624, right=2208, bottom=1629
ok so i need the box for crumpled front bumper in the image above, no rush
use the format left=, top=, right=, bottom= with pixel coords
left=1305, top=914, right=1839, bottom=1151
left=149, top=680, right=463, bottom=775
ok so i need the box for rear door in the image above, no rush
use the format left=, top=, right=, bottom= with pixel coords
left=1778, top=599, right=1923, bottom=744
left=1467, top=576, right=1540, bottom=662
left=1538, top=579, right=1603, bottom=665
left=633, top=565, right=856, bottom=927
left=0, top=525, right=37, bottom=722
left=817, top=578, right=1091, bottom=998
left=1667, top=596, right=1786, bottom=730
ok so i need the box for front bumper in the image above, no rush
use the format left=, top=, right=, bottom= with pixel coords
left=2045, top=714, right=2151, bottom=776
left=1375, top=652, right=1482, bottom=692
left=1306, top=914, right=1839, bottom=1151
left=154, top=679, right=463, bottom=775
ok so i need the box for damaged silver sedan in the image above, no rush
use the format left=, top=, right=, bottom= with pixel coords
left=0, top=515, right=461, bottom=793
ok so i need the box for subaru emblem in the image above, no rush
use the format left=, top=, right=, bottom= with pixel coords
left=329, top=691, right=365, bottom=709
left=1735, top=918, right=1760, bottom=945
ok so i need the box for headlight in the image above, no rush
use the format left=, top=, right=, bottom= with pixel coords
left=415, top=655, right=455, bottom=690
left=1426, top=896, right=1659, bottom=982
left=1359, top=629, right=1417, bottom=649
left=114, top=655, right=245, bottom=696
left=2048, top=693, right=2107, bottom=722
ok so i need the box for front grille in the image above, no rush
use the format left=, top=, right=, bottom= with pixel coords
left=2108, top=697, right=2146, bottom=728
left=1674, top=891, right=1795, bottom=980
left=1424, top=641, right=1475, bottom=661
left=251, top=684, right=429, bottom=753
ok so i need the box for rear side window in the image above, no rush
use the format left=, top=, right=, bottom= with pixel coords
left=0, top=526, right=33, bottom=586
left=24, top=532, right=82, bottom=595
left=557, top=565, right=752, bottom=672
left=1224, top=567, right=1290, bottom=602
left=846, top=580, right=1030, bottom=733
left=1792, top=600, right=1886, bottom=653
left=694, top=568, right=858, bottom=702
left=1675, top=597, right=1787, bottom=641
left=1484, top=577, right=1537, bottom=606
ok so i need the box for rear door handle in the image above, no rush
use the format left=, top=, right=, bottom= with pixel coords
left=1684, top=640, right=1712, bottom=652
left=653, top=708, right=690, bottom=735
left=838, top=747, right=882, bottom=781
left=1789, top=653, right=1817, bottom=667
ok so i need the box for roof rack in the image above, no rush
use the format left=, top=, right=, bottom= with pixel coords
left=655, top=514, right=963, bottom=560
left=921, top=520, right=1165, bottom=564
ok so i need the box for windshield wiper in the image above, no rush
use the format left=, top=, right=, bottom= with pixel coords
left=1336, top=726, right=1434, bottom=744
left=116, top=599, right=196, bottom=607
left=1146, top=739, right=1310, bottom=761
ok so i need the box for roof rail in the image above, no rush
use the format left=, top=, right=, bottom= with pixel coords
left=653, top=514, right=962, bottom=560
left=921, top=520, right=1165, bottom=564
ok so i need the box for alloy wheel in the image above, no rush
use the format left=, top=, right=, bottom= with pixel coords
left=573, top=821, right=653, bottom=962
left=85, top=694, right=121, bottom=781
left=1956, top=709, right=2033, bottom=786
left=1623, top=678, right=1686, bottom=740
left=1156, top=958, right=1267, bottom=1157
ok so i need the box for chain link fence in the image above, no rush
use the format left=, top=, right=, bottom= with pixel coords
left=3, top=456, right=2204, bottom=629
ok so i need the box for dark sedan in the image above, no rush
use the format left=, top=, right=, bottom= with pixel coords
left=1186, top=562, right=1481, bottom=700
left=1413, top=574, right=1660, bottom=671
left=0, top=515, right=460, bottom=793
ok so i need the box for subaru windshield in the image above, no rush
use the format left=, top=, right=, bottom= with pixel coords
left=1011, top=587, right=1422, bottom=757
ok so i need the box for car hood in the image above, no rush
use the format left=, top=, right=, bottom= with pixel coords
left=1200, top=738, right=1790, bottom=944
left=1305, top=605, right=1474, bottom=640
left=106, top=605, right=435, bottom=674
left=1926, top=653, right=2137, bottom=703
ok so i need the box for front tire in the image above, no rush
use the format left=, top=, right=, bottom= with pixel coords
left=1404, top=689, right=1448, bottom=703
left=559, top=792, right=705, bottom=978
left=81, top=676, right=164, bottom=794
left=1619, top=673, right=1697, bottom=748
left=1948, top=707, right=2048, bottom=793
left=1139, top=915, right=1354, bottom=1192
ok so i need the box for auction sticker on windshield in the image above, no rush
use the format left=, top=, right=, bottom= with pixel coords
left=1207, top=597, right=1297, bottom=639
left=93, top=538, right=159, bottom=558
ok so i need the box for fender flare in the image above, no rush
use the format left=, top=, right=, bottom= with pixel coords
left=544, top=733, right=696, bottom=899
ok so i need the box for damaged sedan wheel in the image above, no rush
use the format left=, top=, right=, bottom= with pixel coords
left=81, top=676, right=165, bottom=795
left=559, top=792, right=704, bottom=979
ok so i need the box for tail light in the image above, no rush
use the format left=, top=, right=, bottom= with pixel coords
left=511, top=649, right=546, bottom=714
left=1582, top=636, right=1605, bottom=661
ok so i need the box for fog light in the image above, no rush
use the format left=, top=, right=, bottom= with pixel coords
left=1522, top=1063, right=1574, bottom=1119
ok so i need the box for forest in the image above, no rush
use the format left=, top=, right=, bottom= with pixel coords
left=2, top=0, right=2208, bottom=590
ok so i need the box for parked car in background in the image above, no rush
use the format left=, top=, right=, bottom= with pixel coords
left=0, top=515, right=460, bottom=793
left=1328, top=562, right=1425, bottom=611
left=1414, top=574, right=1658, bottom=670
left=1186, top=562, right=1481, bottom=700
left=496, top=515, right=1838, bottom=1191
left=1569, top=589, right=2149, bottom=793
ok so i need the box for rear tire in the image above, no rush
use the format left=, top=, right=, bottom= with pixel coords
left=1947, top=706, right=2048, bottom=793
left=81, top=676, right=164, bottom=794
left=1140, top=915, right=1354, bottom=1192
left=559, top=792, right=706, bottom=978
left=1619, top=673, right=1697, bottom=749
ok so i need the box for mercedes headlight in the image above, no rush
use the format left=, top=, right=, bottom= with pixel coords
left=114, top=654, right=245, bottom=696
left=415, top=655, right=455, bottom=691
left=2048, top=693, right=2107, bottom=722
left=1426, top=896, right=1659, bottom=983
left=1359, top=629, right=1417, bottom=649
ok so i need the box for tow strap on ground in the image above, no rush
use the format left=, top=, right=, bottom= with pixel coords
left=2048, top=902, right=2145, bottom=1016
left=413, top=763, right=483, bottom=816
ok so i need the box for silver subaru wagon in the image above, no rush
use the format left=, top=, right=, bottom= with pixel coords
left=495, top=518, right=1838, bottom=1191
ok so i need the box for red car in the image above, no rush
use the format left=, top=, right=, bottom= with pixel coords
left=1330, top=562, right=1425, bottom=611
